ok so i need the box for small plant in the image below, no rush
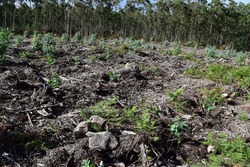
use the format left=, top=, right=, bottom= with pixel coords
left=165, top=88, right=187, bottom=111
left=23, top=30, right=29, bottom=38
left=71, top=56, right=80, bottom=65
left=170, top=116, right=187, bottom=137
left=80, top=159, right=104, bottom=167
left=200, top=87, right=224, bottom=112
left=235, top=51, right=245, bottom=64
left=60, top=33, right=70, bottom=44
left=107, top=71, right=117, bottom=81
left=73, top=31, right=81, bottom=43
left=165, top=88, right=183, bottom=102
left=81, top=98, right=159, bottom=139
left=31, top=32, right=42, bottom=51
left=42, top=33, right=56, bottom=54
left=181, top=51, right=200, bottom=63
left=163, top=40, right=170, bottom=48
left=238, top=113, right=248, bottom=122
left=98, top=40, right=106, bottom=49
left=0, top=29, right=11, bottom=62
left=20, top=51, right=33, bottom=58
left=201, top=133, right=250, bottom=166
left=89, top=34, right=97, bottom=45
left=47, top=74, right=61, bottom=88
left=172, top=42, right=182, bottom=55
left=205, top=46, right=217, bottom=58
left=150, top=66, right=158, bottom=76
left=44, top=54, right=56, bottom=65
left=80, top=159, right=95, bottom=167
left=14, top=35, right=23, bottom=46
left=25, top=138, right=53, bottom=152
left=186, top=64, right=250, bottom=88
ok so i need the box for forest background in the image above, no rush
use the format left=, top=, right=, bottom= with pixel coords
left=1, top=0, right=250, bottom=51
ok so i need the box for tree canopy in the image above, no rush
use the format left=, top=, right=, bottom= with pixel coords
left=1, top=0, right=250, bottom=51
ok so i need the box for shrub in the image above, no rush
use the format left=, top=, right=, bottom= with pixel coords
left=0, top=29, right=11, bottom=62
left=201, top=133, right=250, bottom=166
left=42, top=33, right=55, bottom=54
left=23, top=31, right=29, bottom=38
left=73, top=31, right=81, bottom=43
left=60, top=33, right=70, bottom=44
left=14, top=35, right=23, bottom=46
left=205, top=46, right=217, bottom=58
left=31, top=32, right=42, bottom=51
left=170, top=116, right=187, bottom=137
left=20, top=51, right=34, bottom=58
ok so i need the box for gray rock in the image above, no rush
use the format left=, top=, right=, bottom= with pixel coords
left=89, top=115, right=106, bottom=127
left=73, top=121, right=88, bottom=138
left=86, top=131, right=118, bottom=150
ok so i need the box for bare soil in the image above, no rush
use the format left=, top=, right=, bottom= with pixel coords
left=1, top=41, right=250, bottom=167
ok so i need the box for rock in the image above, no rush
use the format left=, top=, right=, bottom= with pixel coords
left=105, top=162, right=125, bottom=167
left=89, top=115, right=106, bottom=127
left=73, top=121, right=88, bottom=138
left=121, top=130, right=137, bottom=135
left=221, top=93, right=229, bottom=98
left=207, top=145, right=215, bottom=153
left=240, top=104, right=250, bottom=112
left=181, top=114, right=192, bottom=120
left=86, top=131, right=118, bottom=150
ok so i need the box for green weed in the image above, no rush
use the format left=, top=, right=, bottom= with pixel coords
left=42, top=33, right=56, bottom=54
left=201, top=133, right=250, bottom=166
left=81, top=98, right=159, bottom=139
left=48, top=74, right=61, bottom=88
left=163, top=40, right=170, bottom=48
left=31, top=32, right=42, bottom=51
left=238, top=113, right=248, bottom=122
left=14, top=35, right=23, bottom=46
left=164, top=88, right=187, bottom=111
left=20, top=51, right=33, bottom=58
left=44, top=54, right=56, bottom=65
left=73, top=31, right=81, bottom=43
left=0, top=29, right=11, bottom=62
left=170, top=116, right=187, bottom=137
left=186, top=64, right=250, bottom=88
left=60, top=33, right=70, bottom=44
left=200, top=87, right=224, bottom=112
left=205, top=46, right=217, bottom=58
left=23, top=30, right=29, bottom=38
left=150, top=66, right=158, bottom=76
left=25, top=138, right=53, bottom=152
left=181, top=51, right=200, bottom=63
left=80, top=159, right=104, bottom=167
left=107, top=71, right=117, bottom=81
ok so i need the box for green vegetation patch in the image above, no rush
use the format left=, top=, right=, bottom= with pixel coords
left=200, top=87, right=224, bottom=112
left=81, top=98, right=159, bottom=139
left=186, top=64, right=250, bottom=88
left=199, top=133, right=250, bottom=166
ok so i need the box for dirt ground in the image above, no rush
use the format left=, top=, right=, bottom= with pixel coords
left=1, top=40, right=250, bottom=167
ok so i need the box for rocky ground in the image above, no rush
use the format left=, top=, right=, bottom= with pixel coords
left=0, top=39, right=250, bottom=167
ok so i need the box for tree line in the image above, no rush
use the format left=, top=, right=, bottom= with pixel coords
left=1, top=0, right=250, bottom=51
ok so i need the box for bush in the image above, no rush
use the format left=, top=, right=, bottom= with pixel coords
left=31, top=32, right=42, bottom=51
left=0, top=29, right=11, bottom=62
left=42, top=33, right=55, bottom=54
left=73, top=31, right=81, bottom=43
left=205, top=46, right=217, bottom=58
left=23, top=31, right=29, bottom=38
left=60, top=33, right=70, bottom=44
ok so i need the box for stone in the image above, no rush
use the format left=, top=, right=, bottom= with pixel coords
left=207, top=145, right=215, bottom=153
left=86, top=131, right=118, bottom=150
left=73, top=121, right=88, bottom=138
left=89, top=115, right=106, bottom=127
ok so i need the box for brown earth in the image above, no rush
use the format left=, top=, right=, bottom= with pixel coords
left=0, top=40, right=250, bottom=167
